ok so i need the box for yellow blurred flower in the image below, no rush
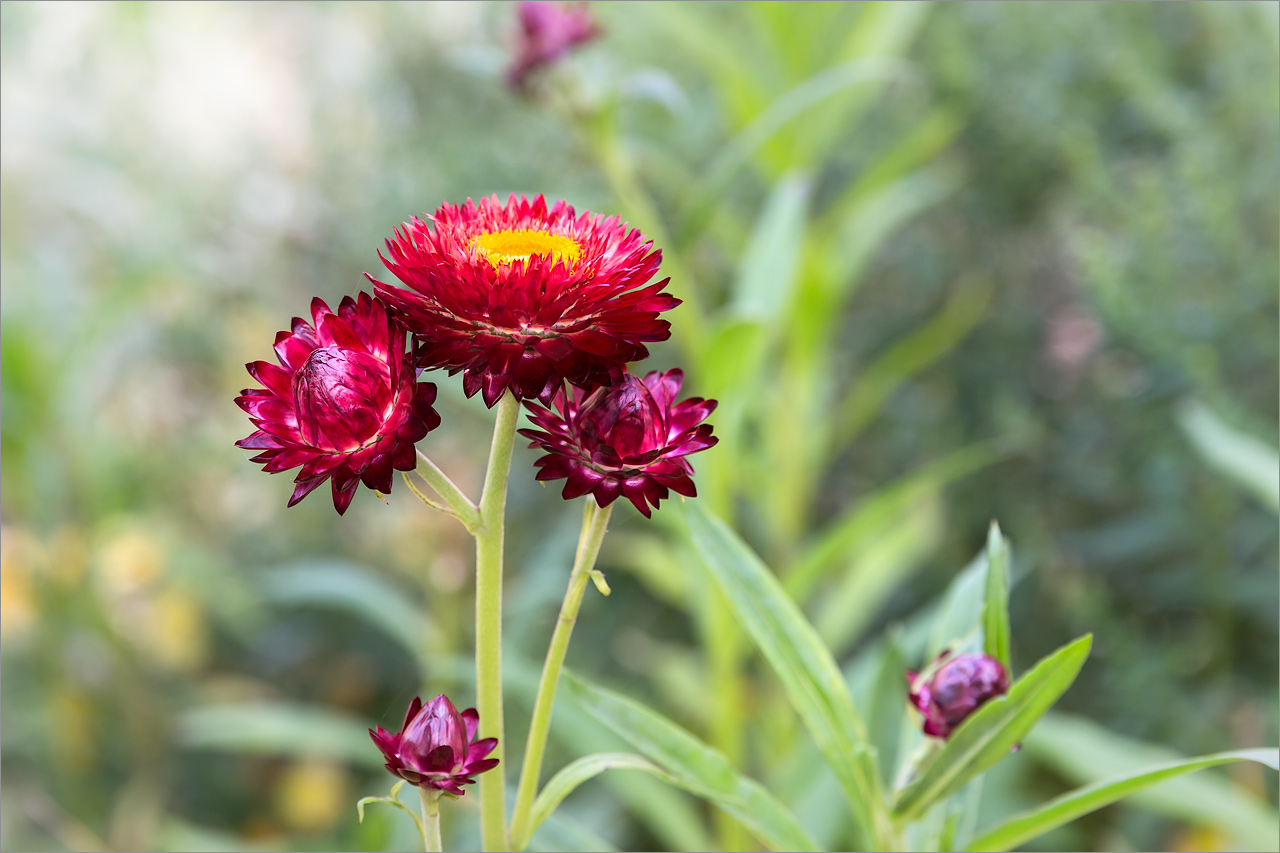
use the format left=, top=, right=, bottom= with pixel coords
left=1, top=525, right=40, bottom=641
left=97, top=529, right=165, bottom=596
left=138, top=588, right=209, bottom=672
left=1169, top=823, right=1232, bottom=852
left=274, top=759, right=348, bottom=832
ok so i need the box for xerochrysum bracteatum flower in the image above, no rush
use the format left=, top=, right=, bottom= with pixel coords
left=519, top=369, right=717, bottom=518
left=235, top=293, right=440, bottom=515
left=907, top=651, right=1010, bottom=739
left=369, top=194, right=679, bottom=407
left=370, top=695, right=499, bottom=796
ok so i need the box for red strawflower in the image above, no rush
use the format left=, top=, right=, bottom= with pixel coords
left=907, top=652, right=1010, bottom=739
left=369, top=695, right=499, bottom=796
left=369, top=194, right=679, bottom=407
left=235, top=293, right=440, bottom=515
left=519, top=369, right=717, bottom=518
left=507, top=1, right=601, bottom=91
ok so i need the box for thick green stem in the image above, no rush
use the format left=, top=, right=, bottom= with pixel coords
left=419, top=787, right=442, bottom=853
left=509, top=501, right=614, bottom=850
left=475, top=391, right=521, bottom=852
left=415, top=449, right=481, bottom=531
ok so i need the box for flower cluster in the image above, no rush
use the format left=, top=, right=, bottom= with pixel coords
left=237, top=193, right=715, bottom=516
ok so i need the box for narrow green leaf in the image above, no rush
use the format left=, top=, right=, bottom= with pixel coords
left=814, top=493, right=944, bottom=656
left=865, top=628, right=909, bottom=787
left=734, top=174, right=811, bottom=321
left=527, top=753, right=671, bottom=843
left=680, top=56, right=905, bottom=244
left=926, top=549, right=990, bottom=661
left=176, top=702, right=381, bottom=768
left=683, top=502, right=888, bottom=847
left=562, top=672, right=819, bottom=853
left=1024, top=713, right=1280, bottom=851
left=356, top=790, right=422, bottom=837
left=835, top=278, right=992, bottom=445
left=981, top=522, right=1012, bottom=671
left=1178, top=398, right=1280, bottom=511
left=893, top=635, right=1093, bottom=821
left=966, top=748, right=1279, bottom=852
left=787, top=439, right=1010, bottom=601
left=260, top=561, right=426, bottom=665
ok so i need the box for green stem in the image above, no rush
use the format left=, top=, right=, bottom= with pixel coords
left=475, top=391, right=521, bottom=852
left=419, top=787, right=442, bottom=853
left=509, top=501, right=614, bottom=850
left=415, top=449, right=481, bottom=531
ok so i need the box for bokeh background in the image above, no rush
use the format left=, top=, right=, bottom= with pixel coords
left=2, top=2, right=1277, bottom=851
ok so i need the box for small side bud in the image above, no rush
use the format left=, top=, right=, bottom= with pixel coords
left=588, top=568, right=611, bottom=596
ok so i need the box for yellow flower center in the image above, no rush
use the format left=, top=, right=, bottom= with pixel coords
left=471, top=229, right=581, bottom=270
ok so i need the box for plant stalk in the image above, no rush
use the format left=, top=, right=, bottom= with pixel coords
left=474, top=391, right=521, bottom=852
left=419, top=787, right=442, bottom=853
left=509, top=501, right=614, bottom=850
left=415, top=449, right=481, bottom=531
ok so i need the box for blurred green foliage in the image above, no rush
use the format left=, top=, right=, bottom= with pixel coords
left=1, top=2, right=1275, bottom=851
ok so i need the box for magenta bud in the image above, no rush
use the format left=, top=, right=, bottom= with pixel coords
left=369, top=694, right=499, bottom=797
left=520, top=369, right=718, bottom=518
left=907, top=652, right=1010, bottom=739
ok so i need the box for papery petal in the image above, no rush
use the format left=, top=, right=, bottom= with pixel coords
left=374, top=195, right=675, bottom=407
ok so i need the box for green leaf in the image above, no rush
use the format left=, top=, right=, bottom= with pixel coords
left=893, top=635, right=1093, bottom=821
left=680, top=55, right=905, bottom=243
left=966, top=748, right=1279, bottom=851
left=356, top=782, right=422, bottom=837
left=835, top=278, right=992, bottom=445
left=926, top=548, right=990, bottom=661
left=814, top=493, right=944, bottom=656
left=562, top=672, right=818, bottom=853
left=683, top=502, right=888, bottom=847
left=526, top=753, right=671, bottom=844
left=787, top=439, right=1010, bottom=601
left=259, top=561, right=426, bottom=665
left=865, top=628, right=909, bottom=788
left=1023, top=713, right=1280, bottom=851
left=734, top=174, right=811, bottom=321
left=1178, top=398, right=1280, bottom=511
left=981, top=522, right=1012, bottom=671
left=176, top=701, right=381, bottom=768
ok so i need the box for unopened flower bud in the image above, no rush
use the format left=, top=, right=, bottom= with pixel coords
left=907, top=652, right=1009, bottom=739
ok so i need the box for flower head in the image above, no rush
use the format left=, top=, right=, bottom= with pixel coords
left=370, top=194, right=679, bottom=407
left=507, top=1, right=601, bottom=91
left=907, top=652, right=1010, bottom=739
left=519, top=369, right=717, bottom=517
left=235, top=293, right=440, bottom=515
left=369, top=695, right=499, bottom=796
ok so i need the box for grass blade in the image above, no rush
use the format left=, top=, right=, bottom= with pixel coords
left=683, top=502, right=889, bottom=847
left=562, top=672, right=818, bottom=852
left=177, top=701, right=381, bottom=768
left=966, top=748, right=1279, bottom=851
left=525, top=753, right=670, bottom=847
left=1024, top=713, right=1280, bottom=851
left=981, top=522, right=1012, bottom=671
